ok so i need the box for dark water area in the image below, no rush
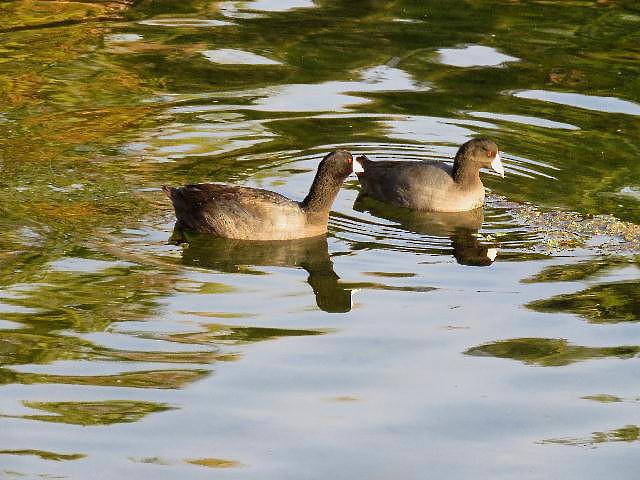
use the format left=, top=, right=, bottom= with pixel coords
left=1, top=1, right=640, bottom=478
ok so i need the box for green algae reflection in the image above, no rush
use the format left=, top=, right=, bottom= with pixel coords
left=542, top=425, right=640, bottom=447
left=523, top=256, right=640, bottom=323
left=0, top=450, right=85, bottom=462
left=3, top=368, right=210, bottom=390
left=527, top=281, right=640, bottom=323
left=187, top=457, right=244, bottom=468
left=137, top=323, right=326, bottom=346
left=0, top=329, right=227, bottom=370
left=464, top=337, right=640, bottom=367
left=522, top=256, right=638, bottom=283
left=3, top=400, right=175, bottom=426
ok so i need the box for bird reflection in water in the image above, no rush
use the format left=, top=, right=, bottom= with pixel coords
left=169, top=225, right=354, bottom=313
left=353, top=195, right=498, bottom=266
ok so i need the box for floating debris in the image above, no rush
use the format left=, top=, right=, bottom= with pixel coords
left=187, top=457, right=243, bottom=468
left=488, top=194, right=640, bottom=254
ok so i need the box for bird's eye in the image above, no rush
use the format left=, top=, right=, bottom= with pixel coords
left=486, top=150, right=495, bottom=158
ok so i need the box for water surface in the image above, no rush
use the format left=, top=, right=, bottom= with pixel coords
left=1, top=1, right=640, bottom=478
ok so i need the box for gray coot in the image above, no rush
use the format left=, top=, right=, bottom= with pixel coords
left=163, top=150, right=354, bottom=240
left=354, top=138, right=504, bottom=212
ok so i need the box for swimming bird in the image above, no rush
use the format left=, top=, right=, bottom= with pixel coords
left=354, top=138, right=504, bottom=212
left=162, top=150, right=355, bottom=240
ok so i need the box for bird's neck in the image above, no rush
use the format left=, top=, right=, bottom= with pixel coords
left=452, top=153, right=481, bottom=186
left=300, top=169, right=342, bottom=216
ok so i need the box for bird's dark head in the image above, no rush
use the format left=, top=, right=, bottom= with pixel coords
left=300, top=150, right=355, bottom=214
left=455, top=138, right=504, bottom=177
left=318, top=149, right=355, bottom=180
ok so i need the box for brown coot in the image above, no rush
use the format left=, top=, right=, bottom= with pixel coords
left=162, top=150, right=354, bottom=240
left=354, top=138, right=504, bottom=212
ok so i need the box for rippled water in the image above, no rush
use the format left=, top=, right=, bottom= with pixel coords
left=1, top=1, right=640, bottom=478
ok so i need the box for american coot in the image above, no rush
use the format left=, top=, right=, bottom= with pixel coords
left=354, top=138, right=504, bottom=212
left=163, top=150, right=354, bottom=240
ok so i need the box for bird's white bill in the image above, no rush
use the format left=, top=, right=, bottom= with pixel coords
left=486, top=248, right=498, bottom=262
left=353, top=157, right=365, bottom=174
left=491, top=153, right=505, bottom=178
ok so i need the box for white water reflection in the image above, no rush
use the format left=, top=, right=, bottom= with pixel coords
left=48, top=257, right=134, bottom=273
left=467, top=111, right=579, bottom=130
left=202, top=49, right=282, bottom=65
left=138, top=18, right=234, bottom=27
left=242, top=0, right=316, bottom=12
left=437, top=45, right=518, bottom=67
left=514, top=90, right=640, bottom=115
left=218, top=0, right=315, bottom=17
left=393, top=18, right=425, bottom=24
left=618, top=186, right=640, bottom=200
left=0, top=319, right=21, bottom=330
left=252, top=65, right=426, bottom=112
left=218, top=2, right=264, bottom=19
left=104, top=33, right=143, bottom=43
left=126, top=113, right=276, bottom=162
left=167, top=65, right=427, bottom=113
left=603, top=186, right=640, bottom=202
left=383, top=115, right=496, bottom=144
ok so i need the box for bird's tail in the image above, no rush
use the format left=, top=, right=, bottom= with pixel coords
left=161, top=185, right=173, bottom=200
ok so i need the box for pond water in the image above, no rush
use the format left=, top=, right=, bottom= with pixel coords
left=1, top=1, right=640, bottom=478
